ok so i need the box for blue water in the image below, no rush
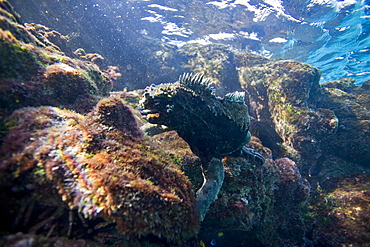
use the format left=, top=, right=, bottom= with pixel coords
left=11, top=0, right=370, bottom=85
left=302, top=1, right=370, bottom=84
left=138, top=0, right=370, bottom=85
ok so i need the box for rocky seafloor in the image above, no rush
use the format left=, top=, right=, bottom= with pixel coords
left=0, top=1, right=369, bottom=246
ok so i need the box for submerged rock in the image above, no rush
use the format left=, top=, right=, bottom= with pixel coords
left=177, top=43, right=241, bottom=94
left=307, top=173, right=370, bottom=247
left=0, top=0, right=113, bottom=145
left=317, top=78, right=370, bottom=166
left=0, top=96, right=199, bottom=245
left=239, top=59, right=325, bottom=162
left=154, top=132, right=310, bottom=247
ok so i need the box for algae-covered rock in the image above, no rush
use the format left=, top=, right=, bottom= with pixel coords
left=197, top=153, right=310, bottom=247
left=150, top=128, right=310, bottom=246
left=317, top=78, right=370, bottom=166
left=0, top=1, right=112, bottom=120
left=0, top=96, right=199, bottom=245
left=307, top=174, right=370, bottom=247
left=177, top=43, right=241, bottom=93
left=238, top=59, right=331, bottom=166
left=235, top=56, right=370, bottom=246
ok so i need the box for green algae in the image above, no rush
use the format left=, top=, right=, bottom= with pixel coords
left=0, top=29, right=42, bottom=80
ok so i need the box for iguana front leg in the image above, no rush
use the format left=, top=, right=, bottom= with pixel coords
left=195, top=158, right=225, bottom=221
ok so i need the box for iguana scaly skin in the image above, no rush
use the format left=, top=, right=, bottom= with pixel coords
left=139, top=73, right=265, bottom=220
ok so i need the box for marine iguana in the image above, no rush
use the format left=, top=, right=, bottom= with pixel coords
left=139, top=73, right=265, bottom=220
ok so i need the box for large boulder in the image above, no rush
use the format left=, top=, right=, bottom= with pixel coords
left=0, top=96, right=199, bottom=246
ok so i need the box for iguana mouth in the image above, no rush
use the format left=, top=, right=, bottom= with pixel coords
left=138, top=108, right=156, bottom=115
